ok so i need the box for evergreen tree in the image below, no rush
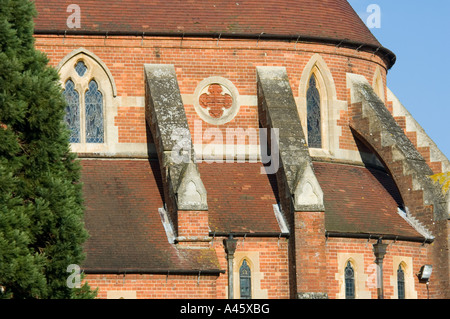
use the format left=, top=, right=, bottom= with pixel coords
left=0, top=0, right=96, bottom=298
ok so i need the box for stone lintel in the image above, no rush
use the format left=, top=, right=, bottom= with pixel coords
left=297, top=292, right=328, bottom=299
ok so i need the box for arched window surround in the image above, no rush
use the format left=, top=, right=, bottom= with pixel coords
left=239, top=258, right=252, bottom=299
left=298, top=54, right=339, bottom=157
left=58, top=48, right=118, bottom=154
left=336, top=253, right=372, bottom=299
left=372, top=66, right=385, bottom=103
left=391, top=257, right=417, bottom=299
left=232, top=253, right=268, bottom=299
left=397, top=262, right=406, bottom=299
left=344, top=259, right=356, bottom=299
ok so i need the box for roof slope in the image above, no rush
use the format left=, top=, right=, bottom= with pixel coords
left=80, top=159, right=221, bottom=273
left=33, top=0, right=381, bottom=47
left=313, top=161, right=423, bottom=239
left=198, top=162, right=282, bottom=234
left=80, top=159, right=426, bottom=272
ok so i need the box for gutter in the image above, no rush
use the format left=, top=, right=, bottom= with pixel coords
left=209, top=231, right=429, bottom=243
left=33, top=29, right=396, bottom=69
left=83, top=268, right=225, bottom=275
left=209, top=231, right=290, bottom=238
left=325, top=231, right=434, bottom=244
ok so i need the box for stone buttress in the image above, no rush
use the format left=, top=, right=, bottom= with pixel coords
left=144, top=64, right=210, bottom=246
left=257, top=66, right=327, bottom=299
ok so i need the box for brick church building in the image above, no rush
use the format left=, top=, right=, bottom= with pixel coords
left=32, top=0, right=449, bottom=299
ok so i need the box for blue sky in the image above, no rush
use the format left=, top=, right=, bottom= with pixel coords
left=348, top=0, right=450, bottom=161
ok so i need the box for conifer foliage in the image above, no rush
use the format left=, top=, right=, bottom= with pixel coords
left=0, top=0, right=95, bottom=298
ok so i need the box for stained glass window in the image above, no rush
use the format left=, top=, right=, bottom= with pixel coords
left=397, top=264, right=405, bottom=299
left=85, top=80, right=104, bottom=143
left=63, top=80, right=80, bottom=143
left=240, top=259, right=251, bottom=299
left=345, top=261, right=355, bottom=299
left=75, top=61, right=87, bottom=77
left=307, top=75, right=322, bottom=148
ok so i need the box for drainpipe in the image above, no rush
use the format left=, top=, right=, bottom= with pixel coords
left=373, top=238, right=388, bottom=299
left=223, top=234, right=238, bottom=299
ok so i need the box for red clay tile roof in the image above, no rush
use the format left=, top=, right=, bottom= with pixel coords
left=32, top=0, right=395, bottom=66
left=80, top=159, right=221, bottom=273
left=313, top=161, right=422, bottom=238
left=198, top=162, right=282, bottom=234
left=80, top=159, right=424, bottom=272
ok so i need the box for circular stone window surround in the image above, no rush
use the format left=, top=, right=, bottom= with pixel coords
left=193, top=76, right=240, bottom=125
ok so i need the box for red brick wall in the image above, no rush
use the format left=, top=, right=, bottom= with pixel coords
left=85, top=237, right=434, bottom=299
left=84, top=237, right=289, bottom=299
left=177, top=210, right=209, bottom=239
left=84, top=274, right=219, bottom=299
left=211, top=237, right=290, bottom=299
left=114, top=107, right=147, bottom=144
left=35, top=35, right=387, bottom=152
left=326, top=238, right=434, bottom=299
left=294, top=211, right=327, bottom=297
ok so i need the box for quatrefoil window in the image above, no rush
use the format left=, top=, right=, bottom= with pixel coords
left=199, top=84, right=233, bottom=119
left=194, top=77, right=240, bottom=125
left=75, top=61, right=87, bottom=77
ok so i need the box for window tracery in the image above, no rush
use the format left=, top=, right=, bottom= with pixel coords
left=61, top=58, right=106, bottom=144
left=75, top=60, right=88, bottom=77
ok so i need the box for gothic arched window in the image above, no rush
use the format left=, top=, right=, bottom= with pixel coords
left=307, top=75, right=322, bottom=148
left=62, top=60, right=105, bottom=144
left=345, top=261, right=355, bottom=299
left=239, top=259, right=252, bottom=299
left=397, top=264, right=405, bottom=299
